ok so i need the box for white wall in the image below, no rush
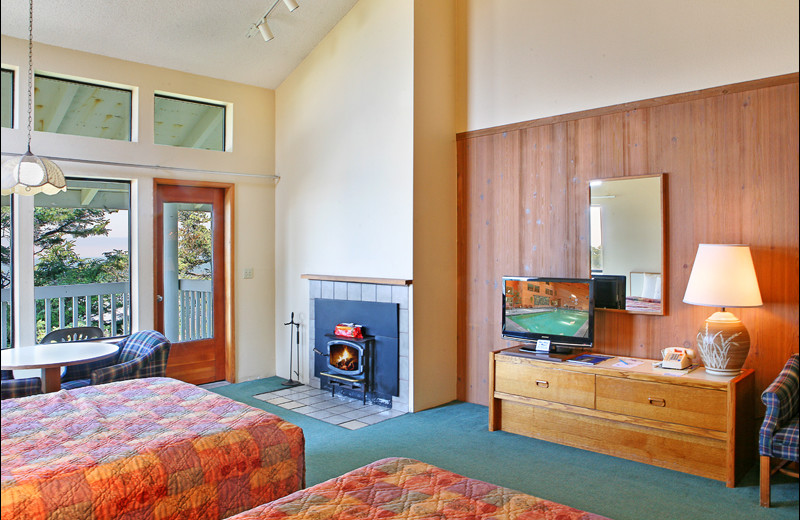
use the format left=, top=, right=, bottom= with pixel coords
left=1, top=37, right=277, bottom=383
left=460, top=0, right=800, bottom=132
left=275, top=0, right=414, bottom=384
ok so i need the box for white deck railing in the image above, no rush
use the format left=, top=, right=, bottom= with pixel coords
left=1, top=279, right=212, bottom=348
left=177, top=279, right=213, bottom=341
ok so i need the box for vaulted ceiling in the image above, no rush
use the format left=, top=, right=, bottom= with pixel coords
left=0, top=0, right=359, bottom=90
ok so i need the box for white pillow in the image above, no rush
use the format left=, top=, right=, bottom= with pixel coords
left=642, top=273, right=662, bottom=300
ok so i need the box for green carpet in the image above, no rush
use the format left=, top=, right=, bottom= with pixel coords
left=211, top=377, right=799, bottom=520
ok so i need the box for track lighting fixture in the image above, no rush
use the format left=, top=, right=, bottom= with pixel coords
left=258, top=21, right=274, bottom=42
left=248, top=0, right=299, bottom=42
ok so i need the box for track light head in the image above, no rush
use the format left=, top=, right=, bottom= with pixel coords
left=283, top=0, right=299, bottom=12
left=258, top=21, right=274, bottom=41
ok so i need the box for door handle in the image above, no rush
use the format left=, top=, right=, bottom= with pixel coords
left=156, top=295, right=164, bottom=302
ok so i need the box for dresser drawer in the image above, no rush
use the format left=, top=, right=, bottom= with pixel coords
left=495, top=360, right=595, bottom=408
left=595, top=375, right=727, bottom=431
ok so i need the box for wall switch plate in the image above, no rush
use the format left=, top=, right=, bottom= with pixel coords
left=243, top=267, right=254, bottom=279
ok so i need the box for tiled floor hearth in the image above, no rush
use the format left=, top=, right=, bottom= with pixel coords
left=255, top=385, right=405, bottom=430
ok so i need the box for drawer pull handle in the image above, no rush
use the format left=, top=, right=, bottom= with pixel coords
left=535, top=380, right=550, bottom=388
left=648, top=397, right=666, bottom=407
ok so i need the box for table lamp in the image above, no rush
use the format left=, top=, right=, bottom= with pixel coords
left=683, top=244, right=762, bottom=376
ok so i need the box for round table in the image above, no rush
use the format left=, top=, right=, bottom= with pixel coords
left=1, top=342, right=120, bottom=393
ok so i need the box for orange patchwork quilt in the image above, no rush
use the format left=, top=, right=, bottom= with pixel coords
left=227, top=457, right=609, bottom=520
left=1, top=377, right=305, bottom=520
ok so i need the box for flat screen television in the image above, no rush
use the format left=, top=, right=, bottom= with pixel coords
left=592, top=274, right=626, bottom=310
left=502, top=276, right=594, bottom=358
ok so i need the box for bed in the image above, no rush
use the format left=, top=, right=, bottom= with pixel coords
left=225, top=457, right=609, bottom=520
left=1, top=377, right=305, bottom=520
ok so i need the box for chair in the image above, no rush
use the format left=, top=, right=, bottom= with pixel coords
left=40, top=326, right=104, bottom=343
left=1, top=369, right=43, bottom=400
left=759, top=354, right=799, bottom=507
left=61, top=330, right=171, bottom=390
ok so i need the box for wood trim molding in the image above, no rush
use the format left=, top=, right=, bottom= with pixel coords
left=301, top=274, right=412, bottom=286
left=456, top=73, right=799, bottom=141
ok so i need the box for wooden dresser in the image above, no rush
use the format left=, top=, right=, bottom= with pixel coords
left=489, top=346, right=755, bottom=486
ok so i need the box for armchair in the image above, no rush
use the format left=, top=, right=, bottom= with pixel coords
left=61, top=330, right=171, bottom=390
left=1, top=369, right=43, bottom=400
left=759, top=354, right=799, bottom=507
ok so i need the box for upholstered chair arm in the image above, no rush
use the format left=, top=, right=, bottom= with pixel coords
left=90, top=357, right=142, bottom=385
left=1, top=377, right=43, bottom=400
left=759, top=354, right=800, bottom=456
left=62, top=356, right=118, bottom=383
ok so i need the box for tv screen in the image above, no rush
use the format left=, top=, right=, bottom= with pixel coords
left=502, top=276, right=594, bottom=351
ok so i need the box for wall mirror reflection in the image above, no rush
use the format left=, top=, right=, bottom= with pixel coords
left=589, top=174, right=665, bottom=315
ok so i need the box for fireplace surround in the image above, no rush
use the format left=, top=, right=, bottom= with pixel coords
left=306, top=277, right=410, bottom=412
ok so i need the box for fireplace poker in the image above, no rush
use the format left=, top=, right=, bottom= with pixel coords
left=282, top=312, right=302, bottom=387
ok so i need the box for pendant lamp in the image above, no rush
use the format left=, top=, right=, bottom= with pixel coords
left=1, top=0, right=67, bottom=196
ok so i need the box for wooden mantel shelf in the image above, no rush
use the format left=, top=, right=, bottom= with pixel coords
left=301, top=274, right=412, bottom=286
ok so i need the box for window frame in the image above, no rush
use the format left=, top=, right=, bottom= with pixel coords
left=1, top=67, right=15, bottom=129
left=153, top=92, right=228, bottom=151
left=2, top=178, right=134, bottom=347
left=34, top=73, right=134, bottom=142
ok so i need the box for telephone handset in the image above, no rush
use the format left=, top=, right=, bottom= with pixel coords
left=660, top=347, right=695, bottom=370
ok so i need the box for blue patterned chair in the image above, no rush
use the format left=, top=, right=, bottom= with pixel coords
left=61, top=330, right=171, bottom=390
left=1, top=370, right=43, bottom=400
left=759, top=354, right=799, bottom=507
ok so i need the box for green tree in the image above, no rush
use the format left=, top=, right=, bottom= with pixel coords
left=178, top=210, right=212, bottom=279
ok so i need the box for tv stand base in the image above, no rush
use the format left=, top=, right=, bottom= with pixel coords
left=489, top=347, right=754, bottom=487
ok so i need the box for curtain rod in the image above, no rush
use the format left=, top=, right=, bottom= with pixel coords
left=1, top=152, right=280, bottom=180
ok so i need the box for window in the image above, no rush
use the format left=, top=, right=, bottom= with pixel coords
left=2, top=179, right=132, bottom=347
left=154, top=94, right=226, bottom=151
left=34, top=74, right=132, bottom=141
left=1, top=195, right=11, bottom=349
left=1, top=68, right=13, bottom=129
left=590, top=205, right=603, bottom=272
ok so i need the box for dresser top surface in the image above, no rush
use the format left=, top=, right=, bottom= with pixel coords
left=496, top=346, right=754, bottom=387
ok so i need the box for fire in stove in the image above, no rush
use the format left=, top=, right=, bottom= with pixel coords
left=330, top=344, right=359, bottom=372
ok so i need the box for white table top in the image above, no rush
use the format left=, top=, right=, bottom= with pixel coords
left=1, top=342, right=119, bottom=370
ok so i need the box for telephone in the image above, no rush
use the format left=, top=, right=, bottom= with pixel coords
left=660, top=347, right=695, bottom=370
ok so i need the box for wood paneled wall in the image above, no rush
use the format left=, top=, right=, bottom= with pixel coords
left=456, top=74, right=799, bottom=409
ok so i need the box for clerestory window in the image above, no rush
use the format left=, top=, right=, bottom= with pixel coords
left=154, top=94, right=226, bottom=151
left=1, top=68, right=13, bottom=129
left=34, top=74, right=132, bottom=141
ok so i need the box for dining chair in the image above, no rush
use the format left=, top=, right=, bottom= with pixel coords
left=40, top=326, right=104, bottom=343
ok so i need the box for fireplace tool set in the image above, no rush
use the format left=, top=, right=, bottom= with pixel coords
left=282, top=312, right=302, bottom=387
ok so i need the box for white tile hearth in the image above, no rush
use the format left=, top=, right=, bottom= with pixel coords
left=254, top=385, right=405, bottom=429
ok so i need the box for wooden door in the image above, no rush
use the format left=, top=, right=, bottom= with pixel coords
left=154, top=183, right=227, bottom=384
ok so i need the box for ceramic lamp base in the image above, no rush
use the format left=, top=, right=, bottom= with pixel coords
left=696, top=311, right=750, bottom=376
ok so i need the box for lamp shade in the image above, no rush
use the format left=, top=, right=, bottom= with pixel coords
left=683, top=244, right=762, bottom=308
left=1, top=151, right=67, bottom=196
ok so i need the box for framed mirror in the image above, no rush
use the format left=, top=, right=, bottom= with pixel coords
left=589, top=173, right=665, bottom=315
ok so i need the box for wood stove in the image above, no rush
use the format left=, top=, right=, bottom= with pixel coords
left=316, top=335, right=374, bottom=404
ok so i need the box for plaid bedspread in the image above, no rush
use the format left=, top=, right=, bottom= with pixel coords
left=226, top=457, right=609, bottom=520
left=1, top=377, right=305, bottom=520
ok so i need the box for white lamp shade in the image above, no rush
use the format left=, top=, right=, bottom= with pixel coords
left=1, top=152, right=67, bottom=196
left=283, top=0, right=299, bottom=11
left=683, top=244, right=762, bottom=308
